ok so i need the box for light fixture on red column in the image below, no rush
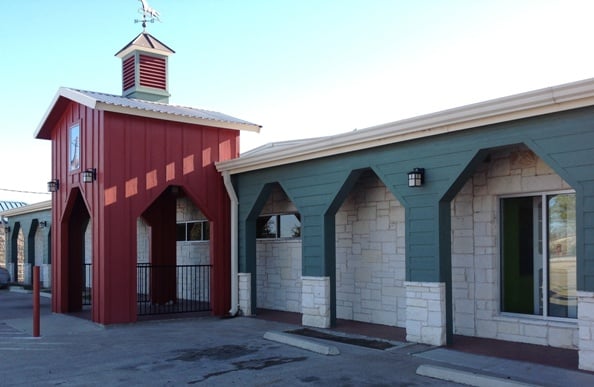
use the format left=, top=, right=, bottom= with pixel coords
left=82, top=168, right=96, bottom=183
left=47, top=179, right=59, bottom=192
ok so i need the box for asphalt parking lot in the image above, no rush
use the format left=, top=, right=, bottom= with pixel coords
left=1, top=289, right=593, bottom=386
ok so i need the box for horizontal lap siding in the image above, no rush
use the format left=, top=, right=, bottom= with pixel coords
left=236, top=106, right=594, bottom=289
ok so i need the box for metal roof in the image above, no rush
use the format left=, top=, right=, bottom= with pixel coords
left=0, top=201, right=27, bottom=212
left=217, top=76, right=594, bottom=175
left=115, top=32, right=175, bottom=58
left=35, top=88, right=261, bottom=139
left=76, top=88, right=259, bottom=126
left=0, top=200, right=51, bottom=217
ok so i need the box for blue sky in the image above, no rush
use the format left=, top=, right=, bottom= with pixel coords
left=1, top=0, right=594, bottom=204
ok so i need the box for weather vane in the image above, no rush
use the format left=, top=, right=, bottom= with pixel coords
left=135, top=0, right=161, bottom=31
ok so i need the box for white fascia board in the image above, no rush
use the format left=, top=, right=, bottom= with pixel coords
left=0, top=200, right=52, bottom=217
left=98, top=103, right=261, bottom=132
left=33, top=88, right=99, bottom=138
left=216, top=77, right=594, bottom=174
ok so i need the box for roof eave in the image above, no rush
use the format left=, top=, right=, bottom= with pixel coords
left=98, top=103, right=261, bottom=132
left=0, top=200, right=52, bottom=217
left=34, top=88, right=99, bottom=139
left=216, top=77, right=594, bottom=174
left=34, top=88, right=261, bottom=138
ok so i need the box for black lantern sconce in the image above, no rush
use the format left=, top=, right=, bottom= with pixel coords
left=47, top=179, right=60, bottom=192
left=4, top=225, right=10, bottom=233
left=39, top=221, right=48, bottom=229
left=82, top=168, right=97, bottom=183
left=408, top=168, right=425, bottom=187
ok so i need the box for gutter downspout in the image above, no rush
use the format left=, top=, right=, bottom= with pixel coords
left=222, top=171, right=239, bottom=316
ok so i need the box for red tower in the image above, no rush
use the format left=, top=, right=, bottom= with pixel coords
left=35, top=33, right=260, bottom=324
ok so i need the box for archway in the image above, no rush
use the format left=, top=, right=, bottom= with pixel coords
left=60, top=189, right=91, bottom=312
left=448, top=144, right=578, bottom=348
left=137, top=185, right=213, bottom=315
left=335, top=169, right=406, bottom=327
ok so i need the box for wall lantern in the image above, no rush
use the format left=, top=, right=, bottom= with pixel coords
left=82, top=168, right=97, bottom=183
left=4, top=226, right=10, bottom=233
left=408, top=168, right=425, bottom=187
left=47, top=179, right=60, bottom=192
left=39, top=221, right=48, bottom=229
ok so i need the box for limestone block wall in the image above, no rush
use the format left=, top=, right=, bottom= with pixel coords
left=405, top=281, right=446, bottom=345
left=578, top=291, right=594, bottom=371
left=176, top=197, right=210, bottom=265
left=260, top=184, right=298, bottom=215
left=238, top=272, right=252, bottom=315
left=335, top=171, right=406, bottom=327
left=451, top=145, right=577, bottom=348
left=137, top=218, right=150, bottom=264
left=136, top=199, right=211, bottom=301
left=34, top=228, right=51, bottom=288
left=84, top=222, right=92, bottom=290
left=256, top=239, right=302, bottom=312
left=302, top=276, right=331, bottom=328
left=255, top=183, right=302, bottom=312
left=0, top=231, right=5, bottom=267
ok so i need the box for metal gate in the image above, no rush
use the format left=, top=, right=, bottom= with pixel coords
left=136, top=264, right=212, bottom=315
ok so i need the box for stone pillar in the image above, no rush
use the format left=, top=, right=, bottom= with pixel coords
left=578, top=291, right=594, bottom=371
left=238, top=273, right=252, bottom=316
left=405, top=281, right=446, bottom=346
left=302, top=276, right=331, bottom=328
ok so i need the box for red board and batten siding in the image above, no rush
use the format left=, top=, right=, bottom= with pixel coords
left=50, top=102, right=103, bottom=317
left=51, top=100, right=237, bottom=324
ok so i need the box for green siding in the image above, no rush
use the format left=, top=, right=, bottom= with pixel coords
left=236, top=106, right=594, bottom=310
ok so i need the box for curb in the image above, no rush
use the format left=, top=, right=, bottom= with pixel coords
left=416, top=364, right=538, bottom=387
left=264, top=331, right=340, bottom=356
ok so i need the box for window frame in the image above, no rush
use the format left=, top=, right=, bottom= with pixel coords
left=176, top=219, right=210, bottom=242
left=499, top=189, right=577, bottom=322
left=256, top=213, right=301, bottom=239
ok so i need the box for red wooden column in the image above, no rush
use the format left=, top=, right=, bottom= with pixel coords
left=142, top=189, right=177, bottom=304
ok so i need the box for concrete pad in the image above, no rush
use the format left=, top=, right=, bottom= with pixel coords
left=416, top=364, right=537, bottom=387
left=264, top=331, right=340, bottom=356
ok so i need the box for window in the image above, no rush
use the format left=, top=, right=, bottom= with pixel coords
left=256, top=214, right=301, bottom=238
left=176, top=220, right=210, bottom=241
left=501, top=193, right=576, bottom=319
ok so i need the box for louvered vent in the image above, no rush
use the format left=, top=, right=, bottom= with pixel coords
left=139, top=55, right=166, bottom=90
left=122, top=56, right=135, bottom=91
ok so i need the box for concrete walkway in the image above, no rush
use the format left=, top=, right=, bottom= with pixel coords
left=1, top=289, right=593, bottom=386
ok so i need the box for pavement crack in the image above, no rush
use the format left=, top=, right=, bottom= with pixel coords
left=188, top=356, right=307, bottom=384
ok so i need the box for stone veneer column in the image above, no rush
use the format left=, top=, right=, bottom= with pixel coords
left=405, top=281, right=446, bottom=346
left=238, top=273, right=252, bottom=316
left=578, top=291, right=594, bottom=371
left=302, top=276, right=331, bottom=328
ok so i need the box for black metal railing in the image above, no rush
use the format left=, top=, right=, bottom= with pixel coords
left=82, top=263, right=92, bottom=306
left=136, top=264, right=212, bottom=316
